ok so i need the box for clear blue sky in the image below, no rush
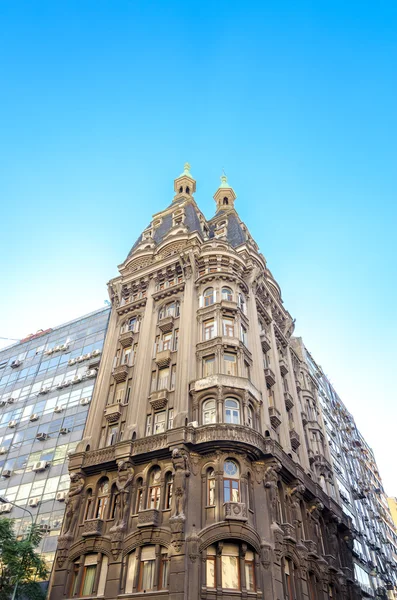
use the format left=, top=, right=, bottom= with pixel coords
left=0, top=1, right=396, bottom=493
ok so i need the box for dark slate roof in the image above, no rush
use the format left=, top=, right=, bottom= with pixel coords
left=208, top=211, right=247, bottom=248
left=126, top=202, right=204, bottom=260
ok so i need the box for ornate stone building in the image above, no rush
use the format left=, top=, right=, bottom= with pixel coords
left=49, top=166, right=360, bottom=600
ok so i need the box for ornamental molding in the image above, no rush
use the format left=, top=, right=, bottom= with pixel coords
left=197, top=521, right=261, bottom=555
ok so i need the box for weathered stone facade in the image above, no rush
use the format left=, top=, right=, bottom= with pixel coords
left=49, top=166, right=360, bottom=599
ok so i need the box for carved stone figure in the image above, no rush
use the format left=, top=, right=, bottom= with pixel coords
left=113, top=460, right=135, bottom=529
left=171, top=448, right=190, bottom=517
left=62, top=472, right=85, bottom=537
left=308, top=501, right=324, bottom=548
left=264, top=461, right=281, bottom=523
left=287, top=483, right=305, bottom=540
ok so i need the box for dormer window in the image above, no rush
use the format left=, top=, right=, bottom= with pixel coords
left=172, top=209, right=184, bottom=227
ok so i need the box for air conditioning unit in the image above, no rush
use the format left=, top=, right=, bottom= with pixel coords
left=0, top=447, right=7, bottom=455
left=60, top=344, right=69, bottom=352
left=28, top=497, right=40, bottom=508
left=0, top=400, right=6, bottom=407
left=63, top=380, right=72, bottom=387
left=0, top=503, right=12, bottom=513
left=77, top=355, right=85, bottom=363
left=38, top=524, right=51, bottom=533
left=73, top=376, right=82, bottom=384
left=188, top=421, right=199, bottom=428
left=59, top=428, right=69, bottom=435
left=36, top=433, right=48, bottom=441
left=68, top=358, right=77, bottom=366
left=8, top=421, right=17, bottom=428
left=2, top=470, right=12, bottom=478
left=80, top=398, right=90, bottom=406
left=32, top=461, right=48, bottom=472
left=86, top=369, right=97, bottom=378
left=44, top=349, right=54, bottom=356
left=52, top=519, right=62, bottom=527
left=7, top=397, right=16, bottom=404
left=30, top=414, right=39, bottom=422
left=11, top=360, right=22, bottom=368
left=54, top=405, right=64, bottom=413
left=56, top=491, right=66, bottom=502
left=91, top=349, right=101, bottom=357
left=54, top=346, right=62, bottom=352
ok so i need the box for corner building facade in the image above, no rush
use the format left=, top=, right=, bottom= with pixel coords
left=50, top=166, right=360, bottom=600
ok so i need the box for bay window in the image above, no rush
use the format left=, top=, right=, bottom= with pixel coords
left=203, top=399, right=216, bottom=424
left=147, top=468, right=161, bottom=509
left=221, top=287, right=233, bottom=302
left=223, top=353, right=237, bottom=376
left=203, top=288, right=214, bottom=306
left=203, top=355, right=215, bottom=377
left=222, top=317, right=234, bottom=337
left=225, top=399, right=240, bottom=424
left=223, top=460, right=240, bottom=502
left=203, top=319, right=215, bottom=341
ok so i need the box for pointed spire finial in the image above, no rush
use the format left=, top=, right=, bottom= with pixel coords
left=220, top=171, right=228, bottom=188
left=213, top=169, right=236, bottom=211
left=184, top=162, right=191, bottom=175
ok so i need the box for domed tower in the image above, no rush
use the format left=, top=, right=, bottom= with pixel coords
left=49, top=168, right=359, bottom=600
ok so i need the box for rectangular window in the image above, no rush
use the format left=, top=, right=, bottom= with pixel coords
left=168, top=410, right=174, bottom=430
left=240, top=324, right=247, bottom=346
left=221, top=555, right=239, bottom=589
left=170, top=366, right=176, bottom=390
left=157, top=368, right=169, bottom=390
left=159, top=554, right=169, bottom=590
left=148, top=486, right=161, bottom=510
left=224, top=479, right=240, bottom=503
left=245, top=552, right=255, bottom=591
left=203, top=319, right=215, bottom=340
left=223, top=353, right=237, bottom=376
left=206, top=556, right=216, bottom=588
left=122, top=347, right=132, bottom=365
left=140, top=558, right=155, bottom=591
left=146, top=415, right=152, bottom=436
left=203, top=355, right=215, bottom=377
left=222, top=318, right=234, bottom=337
left=173, top=329, right=179, bottom=351
left=154, top=411, right=166, bottom=434
left=150, top=371, right=156, bottom=393
left=107, top=425, right=119, bottom=446
left=162, top=333, right=172, bottom=351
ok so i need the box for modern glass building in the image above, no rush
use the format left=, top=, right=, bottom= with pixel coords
left=0, top=306, right=110, bottom=575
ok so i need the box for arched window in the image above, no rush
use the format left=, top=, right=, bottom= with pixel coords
left=186, top=186, right=190, bottom=194
left=223, top=197, right=229, bottom=205
left=203, top=399, right=216, bottom=424
left=147, top=467, right=161, bottom=509
left=203, top=287, right=214, bottom=307
left=207, top=468, right=215, bottom=505
left=164, top=472, right=173, bottom=509
left=221, top=287, right=233, bottom=301
left=247, top=472, right=254, bottom=511
left=95, top=479, right=109, bottom=519
left=223, top=460, right=240, bottom=502
left=127, top=317, right=137, bottom=332
left=179, top=186, right=183, bottom=193
left=283, top=558, right=298, bottom=600
left=225, top=399, right=240, bottom=424
left=83, top=489, right=92, bottom=521
left=135, top=477, right=144, bottom=513
left=159, top=301, right=180, bottom=320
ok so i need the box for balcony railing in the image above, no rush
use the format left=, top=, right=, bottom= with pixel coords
left=279, top=358, right=288, bottom=376
left=289, top=429, right=300, bottom=450
left=112, top=363, right=129, bottom=383
left=260, top=331, right=271, bottom=353
left=269, top=406, right=282, bottom=429
left=104, top=402, right=123, bottom=423
left=149, top=389, right=169, bottom=410
left=82, top=519, right=104, bottom=537
left=119, top=330, right=134, bottom=348
left=158, top=316, right=174, bottom=333
left=264, top=367, right=276, bottom=387
left=137, top=509, right=160, bottom=528
left=155, top=349, right=171, bottom=368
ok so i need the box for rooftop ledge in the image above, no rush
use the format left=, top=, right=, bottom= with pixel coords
left=189, top=374, right=262, bottom=404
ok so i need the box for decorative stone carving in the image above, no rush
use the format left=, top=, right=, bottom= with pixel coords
left=61, top=472, right=85, bottom=537
left=155, top=349, right=171, bottom=368
left=82, top=518, right=104, bottom=537
left=112, top=364, right=129, bottom=383
left=171, top=448, right=190, bottom=518
left=187, top=525, right=200, bottom=562
left=137, top=509, right=160, bottom=528
left=83, top=446, right=115, bottom=467
left=287, top=483, right=305, bottom=541
left=149, top=389, right=168, bottom=410
left=112, top=460, right=135, bottom=530
left=260, top=540, right=272, bottom=569
left=281, top=522, right=296, bottom=543
left=264, top=461, right=281, bottom=523
left=119, top=330, right=134, bottom=348
left=104, top=402, right=122, bottom=423
left=224, top=501, right=248, bottom=522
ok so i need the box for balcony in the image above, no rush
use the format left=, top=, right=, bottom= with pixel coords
left=82, top=519, right=104, bottom=537
left=137, top=509, right=160, bottom=528
left=149, top=389, right=168, bottom=410
left=112, top=364, right=129, bottom=383
left=220, top=299, right=238, bottom=313
left=104, top=402, right=123, bottom=423
left=155, top=349, right=171, bottom=368
left=281, top=523, right=296, bottom=543
left=269, top=406, right=282, bottom=429
left=289, top=429, right=300, bottom=450
left=260, top=331, right=271, bottom=353
left=264, top=367, right=276, bottom=387
left=279, top=358, right=288, bottom=376
left=119, top=330, right=134, bottom=348
left=301, top=411, right=308, bottom=426
left=158, top=316, right=174, bottom=333
left=284, top=392, right=294, bottom=411
left=224, top=502, right=247, bottom=522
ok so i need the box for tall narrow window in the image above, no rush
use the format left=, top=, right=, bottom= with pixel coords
left=225, top=399, right=240, bottom=424
left=237, top=293, right=246, bottom=314
left=173, top=329, right=179, bottom=351
left=247, top=404, right=253, bottom=428
left=203, top=319, right=215, bottom=341
left=135, top=478, right=144, bottom=513
left=154, top=411, right=166, bottom=434
left=203, top=288, right=214, bottom=306
left=95, top=480, right=109, bottom=519
left=139, top=546, right=156, bottom=591
left=161, top=332, right=172, bottom=351
left=221, top=544, right=240, bottom=589
left=146, top=415, right=152, bottom=436
left=223, top=460, right=240, bottom=502
left=203, top=355, right=215, bottom=377
left=168, top=409, right=174, bottom=429
left=222, top=317, right=234, bottom=337
left=81, top=555, right=98, bottom=596
left=125, top=551, right=137, bottom=594
left=128, top=317, right=137, bottom=332
left=206, top=545, right=216, bottom=588
left=148, top=468, right=161, bottom=509
left=159, top=552, right=169, bottom=590
left=240, top=324, right=247, bottom=346
left=165, top=472, right=173, bottom=509
left=84, top=490, right=92, bottom=521
left=203, top=399, right=216, bottom=424
left=122, top=347, right=132, bottom=365
left=223, top=353, right=237, bottom=376
left=170, top=366, right=176, bottom=390
left=157, top=368, right=169, bottom=390
left=245, top=550, right=255, bottom=591
left=221, top=287, right=233, bottom=302
left=107, top=424, right=119, bottom=446
left=207, top=468, right=215, bottom=505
